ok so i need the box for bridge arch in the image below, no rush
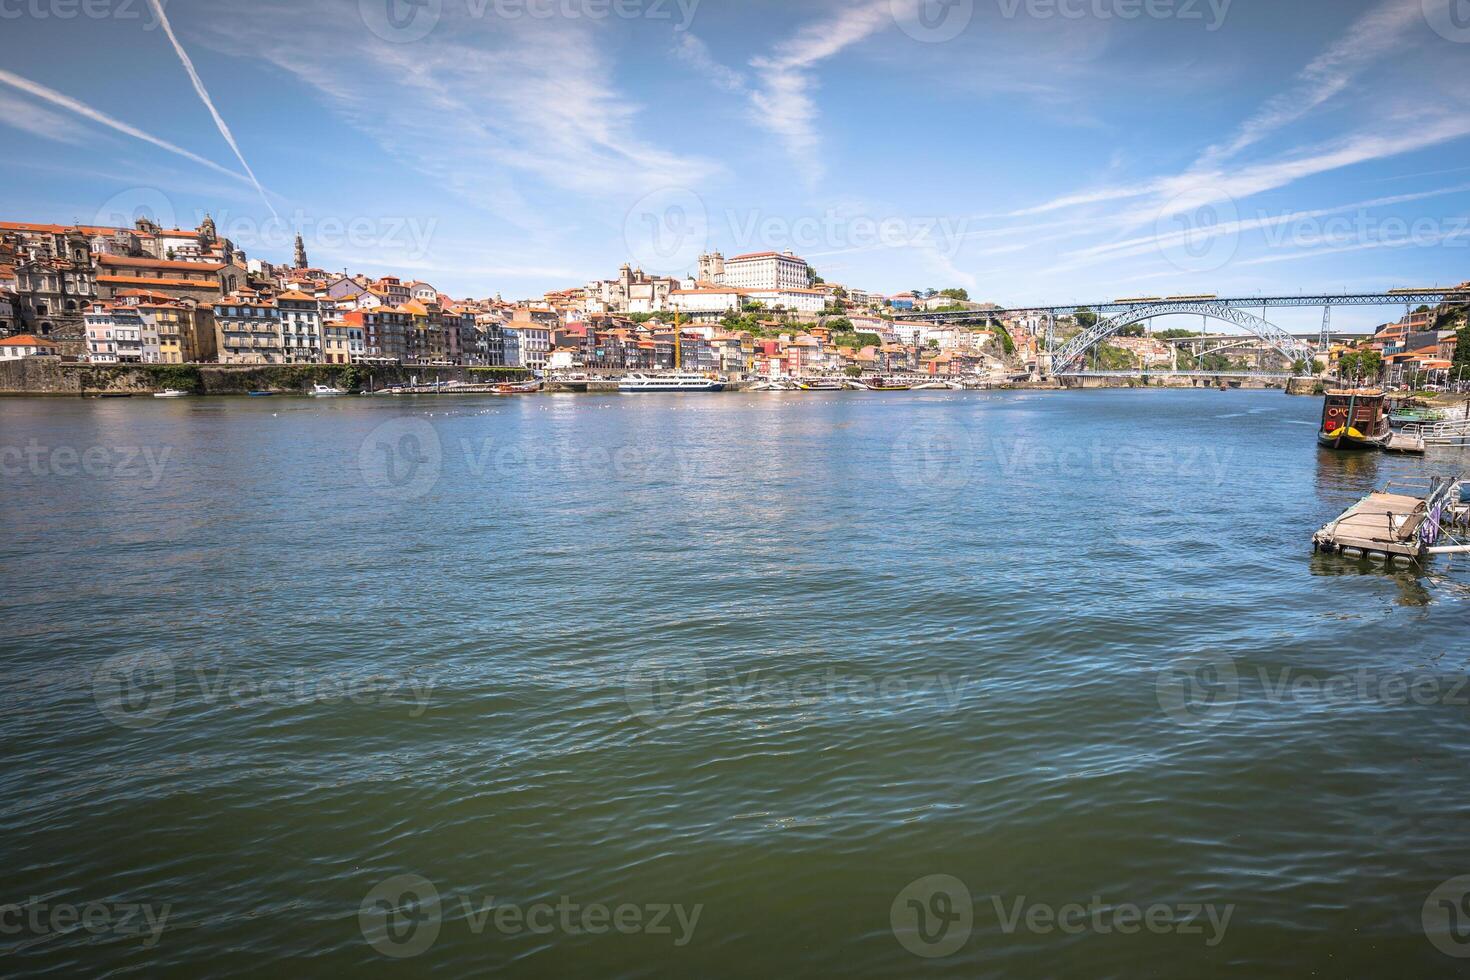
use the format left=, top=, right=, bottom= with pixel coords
left=1051, top=301, right=1316, bottom=374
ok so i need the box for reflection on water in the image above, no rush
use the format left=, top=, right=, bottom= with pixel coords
left=1308, top=553, right=1435, bottom=606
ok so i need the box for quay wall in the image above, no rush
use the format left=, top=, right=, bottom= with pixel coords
left=0, top=360, right=530, bottom=395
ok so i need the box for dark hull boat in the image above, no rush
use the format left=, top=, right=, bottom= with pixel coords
left=1319, top=388, right=1425, bottom=454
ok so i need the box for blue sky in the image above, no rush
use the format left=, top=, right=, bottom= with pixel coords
left=1, top=0, right=1468, bottom=332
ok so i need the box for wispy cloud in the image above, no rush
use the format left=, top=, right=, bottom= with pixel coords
left=1010, top=103, right=1470, bottom=244
left=0, top=67, right=250, bottom=185
left=1063, top=181, right=1470, bottom=268
left=201, top=5, right=717, bottom=237
left=1013, top=1, right=1465, bottom=231
left=145, top=0, right=277, bottom=220
left=748, top=0, right=895, bottom=185
left=1234, top=227, right=1470, bottom=267
left=1195, top=0, right=1425, bottom=168
left=0, top=89, right=88, bottom=144
left=673, top=33, right=745, bottom=93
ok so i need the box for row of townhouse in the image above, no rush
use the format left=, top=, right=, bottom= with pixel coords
left=210, top=289, right=506, bottom=367
left=83, top=291, right=219, bottom=364
left=3, top=215, right=246, bottom=357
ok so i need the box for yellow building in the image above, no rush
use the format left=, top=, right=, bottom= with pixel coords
left=115, top=289, right=218, bottom=363
left=323, top=319, right=350, bottom=365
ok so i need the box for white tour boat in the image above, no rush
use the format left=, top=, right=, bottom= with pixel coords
left=617, top=373, right=725, bottom=393
left=309, top=383, right=347, bottom=397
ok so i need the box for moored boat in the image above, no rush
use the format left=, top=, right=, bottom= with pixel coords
left=618, top=373, right=724, bottom=392
left=1320, top=388, right=1388, bottom=450
left=491, top=381, right=542, bottom=395
left=796, top=378, right=844, bottom=391
left=862, top=377, right=911, bottom=391
left=248, top=390, right=276, bottom=397
left=153, top=388, right=189, bottom=399
left=309, top=383, right=347, bottom=397
left=1317, top=388, right=1423, bottom=452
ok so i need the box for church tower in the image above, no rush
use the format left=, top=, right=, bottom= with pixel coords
left=698, top=250, right=725, bottom=285
left=293, top=233, right=308, bottom=270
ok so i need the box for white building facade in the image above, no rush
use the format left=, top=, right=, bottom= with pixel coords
left=0, top=334, right=59, bottom=359
left=669, top=287, right=744, bottom=314
left=277, top=291, right=324, bottom=363
left=746, top=287, right=826, bottom=314
left=515, top=323, right=551, bottom=370
left=719, top=251, right=811, bottom=291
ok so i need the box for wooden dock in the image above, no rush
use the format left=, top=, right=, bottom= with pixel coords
left=1313, top=477, right=1466, bottom=562
left=1384, top=431, right=1427, bottom=454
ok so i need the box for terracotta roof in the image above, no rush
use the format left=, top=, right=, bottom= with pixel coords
left=97, top=275, right=219, bottom=288
left=98, top=254, right=226, bottom=272
left=728, top=251, right=804, bottom=262
left=0, top=334, right=59, bottom=346
left=114, top=288, right=177, bottom=301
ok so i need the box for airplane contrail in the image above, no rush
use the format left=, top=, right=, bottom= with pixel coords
left=0, top=67, right=251, bottom=187
left=146, top=0, right=279, bottom=221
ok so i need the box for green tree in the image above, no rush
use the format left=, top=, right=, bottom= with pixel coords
left=994, top=324, right=1016, bottom=356
left=1338, top=350, right=1383, bottom=381
left=939, top=288, right=969, bottom=301
left=1075, top=308, right=1098, bottom=330
left=1453, top=322, right=1470, bottom=374
left=824, top=317, right=854, bottom=332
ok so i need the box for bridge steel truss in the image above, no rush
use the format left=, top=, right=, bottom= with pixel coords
left=903, top=289, right=1470, bottom=324
left=1050, top=301, right=1318, bottom=376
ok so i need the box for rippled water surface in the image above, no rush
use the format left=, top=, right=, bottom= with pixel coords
left=4, top=388, right=1470, bottom=977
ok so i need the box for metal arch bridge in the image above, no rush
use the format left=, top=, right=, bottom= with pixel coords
left=1051, top=301, right=1316, bottom=375
left=904, top=286, right=1469, bottom=377
left=1064, top=370, right=1292, bottom=380
left=900, top=288, right=1470, bottom=323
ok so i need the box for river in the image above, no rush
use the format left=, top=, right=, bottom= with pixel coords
left=3, top=388, right=1469, bottom=976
